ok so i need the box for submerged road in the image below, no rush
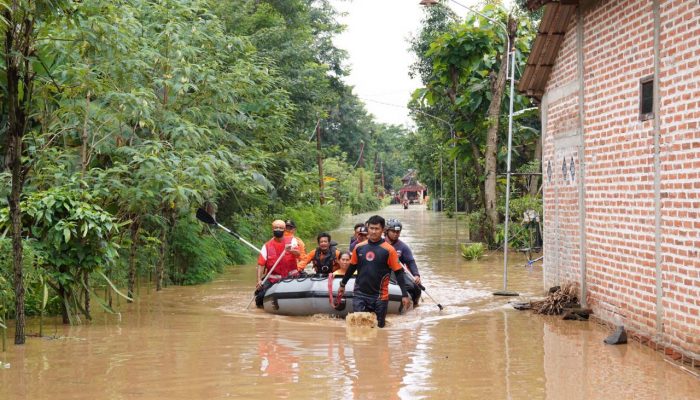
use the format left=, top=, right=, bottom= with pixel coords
left=1, top=205, right=698, bottom=399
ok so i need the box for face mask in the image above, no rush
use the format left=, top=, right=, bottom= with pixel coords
left=273, top=229, right=284, bottom=238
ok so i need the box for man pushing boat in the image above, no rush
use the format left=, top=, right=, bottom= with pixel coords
left=338, top=215, right=411, bottom=328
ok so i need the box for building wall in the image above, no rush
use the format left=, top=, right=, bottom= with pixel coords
left=541, top=0, right=700, bottom=357
left=657, top=0, right=700, bottom=354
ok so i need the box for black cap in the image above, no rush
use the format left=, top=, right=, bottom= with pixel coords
left=285, top=219, right=296, bottom=228
left=357, top=226, right=368, bottom=235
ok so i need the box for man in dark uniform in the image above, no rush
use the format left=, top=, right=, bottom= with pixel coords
left=385, top=219, right=422, bottom=307
left=338, top=215, right=411, bottom=328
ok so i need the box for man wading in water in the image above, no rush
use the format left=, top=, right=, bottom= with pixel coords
left=338, top=215, right=411, bottom=327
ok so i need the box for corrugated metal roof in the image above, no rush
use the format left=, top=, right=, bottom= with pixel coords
left=518, top=2, right=579, bottom=101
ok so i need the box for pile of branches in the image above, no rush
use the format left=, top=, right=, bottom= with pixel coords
left=531, top=283, right=579, bottom=315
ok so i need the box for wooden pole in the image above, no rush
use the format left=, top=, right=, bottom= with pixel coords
left=358, top=141, right=365, bottom=194
left=316, top=119, right=325, bottom=205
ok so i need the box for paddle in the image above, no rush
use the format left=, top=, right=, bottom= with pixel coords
left=196, top=207, right=286, bottom=309
left=196, top=208, right=261, bottom=254
left=245, top=249, right=287, bottom=310
left=400, top=263, right=444, bottom=311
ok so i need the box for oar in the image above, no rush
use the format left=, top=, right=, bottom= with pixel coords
left=196, top=208, right=261, bottom=254
left=401, top=263, right=444, bottom=311
left=245, top=249, right=287, bottom=310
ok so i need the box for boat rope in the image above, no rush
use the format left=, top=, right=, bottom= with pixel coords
left=327, top=275, right=344, bottom=309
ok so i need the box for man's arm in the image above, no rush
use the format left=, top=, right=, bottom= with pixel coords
left=256, top=245, right=267, bottom=290
left=387, top=245, right=411, bottom=309
left=394, top=268, right=409, bottom=297
left=298, top=249, right=315, bottom=271
left=401, top=245, right=421, bottom=285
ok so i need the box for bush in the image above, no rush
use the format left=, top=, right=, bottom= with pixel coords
left=285, top=204, right=345, bottom=243
left=171, top=217, right=235, bottom=285
left=348, top=193, right=382, bottom=215
left=495, top=194, right=543, bottom=249
left=460, top=242, right=485, bottom=261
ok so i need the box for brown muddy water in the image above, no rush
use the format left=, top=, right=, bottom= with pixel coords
left=1, top=205, right=699, bottom=399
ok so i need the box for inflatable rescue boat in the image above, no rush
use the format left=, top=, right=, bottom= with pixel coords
left=262, top=274, right=404, bottom=316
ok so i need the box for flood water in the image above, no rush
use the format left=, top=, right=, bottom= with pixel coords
left=1, top=205, right=699, bottom=399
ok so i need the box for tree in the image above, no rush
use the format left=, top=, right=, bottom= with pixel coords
left=410, top=4, right=536, bottom=244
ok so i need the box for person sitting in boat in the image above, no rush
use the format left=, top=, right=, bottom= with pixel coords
left=336, top=251, right=351, bottom=275
left=349, top=225, right=368, bottom=252
left=283, top=219, right=306, bottom=261
left=298, top=232, right=341, bottom=275
left=338, top=215, right=411, bottom=328
left=255, top=220, right=302, bottom=308
left=385, top=219, right=422, bottom=307
left=349, top=223, right=365, bottom=250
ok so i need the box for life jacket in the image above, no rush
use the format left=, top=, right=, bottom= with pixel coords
left=264, top=237, right=298, bottom=280
left=313, top=246, right=337, bottom=274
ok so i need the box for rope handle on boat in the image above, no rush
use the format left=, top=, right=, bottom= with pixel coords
left=328, top=274, right=344, bottom=309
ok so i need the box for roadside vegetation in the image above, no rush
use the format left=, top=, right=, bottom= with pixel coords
left=407, top=1, right=542, bottom=248
left=0, top=0, right=408, bottom=344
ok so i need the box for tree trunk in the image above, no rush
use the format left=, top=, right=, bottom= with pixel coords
left=316, top=120, right=324, bottom=204
left=127, top=218, right=140, bottom=301
left=4, top=9, right=35, bottom=345
left=529, top=136, right=542, bottom=196
left=157, top=229, right=166, bottom=291
left=81, top=92, right=91, bottom=176
left=469, top=142, right=487, bottom=211
left=83, top=270, right=91, bottom=321
left=156, top=212, right=172, bottom=291
left=483, top=16, right=517, bottom=244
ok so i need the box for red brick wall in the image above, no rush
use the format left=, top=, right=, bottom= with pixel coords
left=541, top=0, right=700, bottom=357
left=658, top=0, right=700, bottom=354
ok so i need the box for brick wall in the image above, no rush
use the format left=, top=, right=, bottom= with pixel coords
left=658, top=0, right=700, bottom=355
left=541, top=0, right=700, bottom=358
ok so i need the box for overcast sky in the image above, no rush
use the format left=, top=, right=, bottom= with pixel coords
left=330, top=0, right=486, bottom=127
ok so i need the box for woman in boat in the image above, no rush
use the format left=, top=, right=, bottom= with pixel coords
left=336, top=251, right=351, bottom=275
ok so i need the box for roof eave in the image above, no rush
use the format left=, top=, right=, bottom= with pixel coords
left=518, top=1, right=579, bottom=101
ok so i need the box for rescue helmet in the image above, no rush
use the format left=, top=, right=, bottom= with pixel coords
left=386, top=219, right=402, bottom=232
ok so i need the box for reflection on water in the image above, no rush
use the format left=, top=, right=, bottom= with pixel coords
left=1, top=205, right=698, bottom=399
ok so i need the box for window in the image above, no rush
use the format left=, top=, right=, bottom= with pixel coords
left=640, top=76, right=654, bottom=120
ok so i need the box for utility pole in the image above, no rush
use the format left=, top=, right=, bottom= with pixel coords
left=315, top=119, right=325, bottom=205
left=358, top=141, right=365, bottom=194
left=380, top=160, right=385, bottom=190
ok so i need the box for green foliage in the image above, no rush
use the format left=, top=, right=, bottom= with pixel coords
left=1, top=0, right=393, bottom=326
left=285, top=205, right=344, bottom=244
left=0, top=186, right=122, bottom=323
left=494, top=194, right=543, bottom=249
left=460, top=242, right=485, bottom=261
left=170, top=217, right=233, bottom=286
left=349, top=193, right=382, bottom=215
left=407, top=3, right=540, bottom=226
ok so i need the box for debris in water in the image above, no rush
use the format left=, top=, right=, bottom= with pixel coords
left=511, top=301, right=532, bottom=310
left=531, top=282, right=579, bottom=315
left=604, top=326, right=628, bottom=345
left=563, top=308, right=592, bottom=321
left=346, top=312, right=377, bottom=328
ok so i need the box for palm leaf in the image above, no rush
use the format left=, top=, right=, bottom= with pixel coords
left=97, top=271, right=133, bottom=302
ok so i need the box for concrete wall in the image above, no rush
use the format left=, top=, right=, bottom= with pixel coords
left=541, top=0, right=700, bottom=358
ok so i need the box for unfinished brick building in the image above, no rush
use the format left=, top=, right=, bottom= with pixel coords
left=519, top=0, right=699, bottom=362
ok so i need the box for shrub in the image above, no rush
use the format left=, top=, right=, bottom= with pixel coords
left=460, top=242, right=485, bottom=261
left=348, top=193, right=382, bottom=215
left=171, top=216, right=236, bottom=285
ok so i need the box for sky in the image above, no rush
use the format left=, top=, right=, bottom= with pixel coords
left=330, top=0, right=486, bottom=127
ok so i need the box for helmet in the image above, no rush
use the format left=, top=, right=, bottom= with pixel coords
left=386, top=219, right=402, bottom=232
